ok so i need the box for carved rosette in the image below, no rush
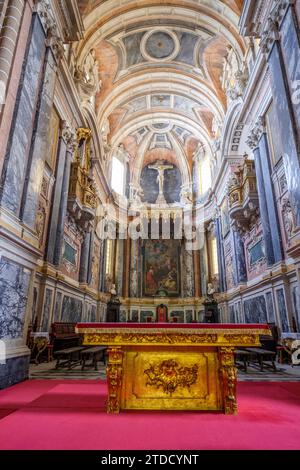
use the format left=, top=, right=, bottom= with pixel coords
left=106, top=347, right=123, bottom=414
left=219, top=347, right=237, bottom=415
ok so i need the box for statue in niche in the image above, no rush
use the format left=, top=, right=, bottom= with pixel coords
left=221, top=45, right=248, bottom=103
left=105, top=273, right=113, bottom=293
left=131, top=185, right=144, bottom=207
left=207, top=283, right=215, bottom=299
left=192, top=142, right=205, bottom=159
left=110, top=283, right=117, bottom=297
left=180, top=186, right=193, bottom=205
left=74, top=49, right=101, bottom=106
left=282, top=199, right=295, bottom=240
left=91, top=255, right=99, bottom=287
left=101, top=118, right=111, bottom=154
left=117, top=143, right=131, bottom=162
left=35, top=201, right=46, bottom=247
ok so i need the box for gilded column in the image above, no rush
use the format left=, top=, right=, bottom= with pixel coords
left=219, top=347, right=237, bottom=415
left=106, top=347, right=123, bottom=414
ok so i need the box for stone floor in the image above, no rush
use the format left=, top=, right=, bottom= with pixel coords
left=29, top=360, right=300, bottom=382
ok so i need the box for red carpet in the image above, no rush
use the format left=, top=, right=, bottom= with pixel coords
left=0, top=380, right=300, bottom=450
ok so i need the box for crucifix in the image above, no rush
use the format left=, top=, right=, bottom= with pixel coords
left=149, top=160, right=174, bottom=204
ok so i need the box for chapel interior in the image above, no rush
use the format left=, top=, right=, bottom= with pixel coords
left=0, top=0, right=300, bottom=451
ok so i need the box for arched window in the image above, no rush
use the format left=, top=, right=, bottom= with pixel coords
left=105, top=239, right=113, bottom=277
left=199, top=157, right=212, bottom=195
left=209, top=237, right=219, bottom=277
left=111, top=156, right=125, bottom=195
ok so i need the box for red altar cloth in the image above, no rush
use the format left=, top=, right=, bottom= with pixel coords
left=76, top=323, right=269, bottom=330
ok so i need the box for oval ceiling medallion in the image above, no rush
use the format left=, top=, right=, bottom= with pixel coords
left=141, top=30, right=179, bottom=62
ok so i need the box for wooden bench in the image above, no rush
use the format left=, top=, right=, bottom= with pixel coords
left=234, top=349, right=255, bottom=373
left=55, top=346, right=86, bottom=370
left=81, top=347, right=107, bottom=371
left=244, top=347, right=277, bottom=372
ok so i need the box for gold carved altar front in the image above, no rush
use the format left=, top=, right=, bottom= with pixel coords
left=76, top=323, right=270, bottom=415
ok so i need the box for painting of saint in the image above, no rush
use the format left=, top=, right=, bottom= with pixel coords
left=143, top=240, right=180, bottom=297
left=146, top=265, right=157, bottom=293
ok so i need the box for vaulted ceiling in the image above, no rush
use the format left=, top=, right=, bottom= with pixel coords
left=76, top=0, right=245, bottom=177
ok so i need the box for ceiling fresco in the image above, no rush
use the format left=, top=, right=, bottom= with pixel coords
left=75, top=0, right=246, bottom=181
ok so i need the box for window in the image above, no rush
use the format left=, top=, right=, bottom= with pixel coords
left=105, top=239, right=113, bottom=277
left=111, top=157, right=125, bottom=195
left=199, top=158, right=212, bottom=194
left=209, top=237, right=219, bottom=276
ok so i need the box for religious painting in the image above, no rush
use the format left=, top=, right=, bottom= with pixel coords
left=143, top=240, right=181, bottom=297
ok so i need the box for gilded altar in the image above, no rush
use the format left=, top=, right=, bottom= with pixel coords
left=76, top=323, right=270, bottom=415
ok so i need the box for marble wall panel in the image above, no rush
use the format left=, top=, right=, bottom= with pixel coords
left=182, top=248, right=194, bottom=298
left=268, top=44, right=300, bottom=227
left=266, top=292, right=275, bottom=323
left=185, top=310, right=193, bottom=323
left=243, top=296, right=267, bottom=324
left=292, top=286, right=300, bottom=330
left=276, top=289, right=290, bottom=332
left=131, top=310, right=139, bottom=322
left=0, top=258, right=31, bottom=339
left=0, top=355, right=30, bottom=390
left=90, top=305, right=97, bottom=322
left=0, top=15, right=46, bottom=214
left=229, top=305, right=235, bottom=323
left=140, top=310, right=155, bottom=322
left=280, top=7, right=300, bottom=135
left=53, top=292, right=62, bottom=322
left=169, top=310, right=185, bottom=322
left=22, top=49, right=57, bottom=228
left=120, top=309, right=127, bottom=322
left=42, top=288, right=52, bottom=331
left=61, top=296, right=83, bottom=323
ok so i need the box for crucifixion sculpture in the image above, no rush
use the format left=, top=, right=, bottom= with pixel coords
left=149, top=160, right=173, bottom=204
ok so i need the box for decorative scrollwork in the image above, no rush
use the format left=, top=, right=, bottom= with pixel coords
left=84, top=332, right=218, bottom=345
left=144, top=359, right=198, bottom=396
left=106, top=347, right=123, bottom=414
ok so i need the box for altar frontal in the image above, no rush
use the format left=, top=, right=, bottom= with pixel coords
left=76, top=323, right=270, bottom=414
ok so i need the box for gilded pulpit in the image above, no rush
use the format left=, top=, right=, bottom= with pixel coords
left=76, top=323, right=270, bottom=414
